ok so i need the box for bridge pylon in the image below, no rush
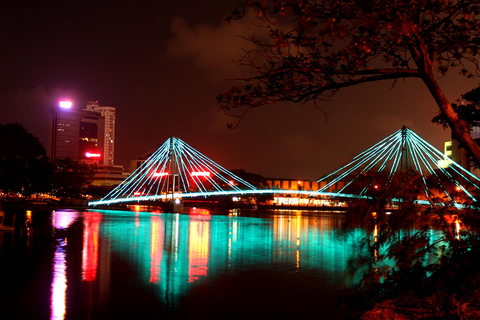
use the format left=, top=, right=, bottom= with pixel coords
left=313, top=127, right=480, bottom=208
left=89, top=137, right=258, bottom=207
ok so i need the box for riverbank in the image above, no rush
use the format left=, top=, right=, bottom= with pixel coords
left=358, top=235, right=480, bottom=319
left=0, top=199, right=89, bottom=212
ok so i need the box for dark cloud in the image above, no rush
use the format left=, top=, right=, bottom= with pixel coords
left=166, top=12, right=262, bottom=80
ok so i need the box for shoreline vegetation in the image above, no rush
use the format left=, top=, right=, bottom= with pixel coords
left=359, top=243, right=480, bottom=319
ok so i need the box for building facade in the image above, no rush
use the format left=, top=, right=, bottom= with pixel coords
left=49, top=100, right=129, bottom=186
left=264, top=178, right=347, bottom=208
left=85, top=101, right=116, bottom=166
left=49, top=102, right=104, bottom=164
left=91, top=164, right=129, bottom=186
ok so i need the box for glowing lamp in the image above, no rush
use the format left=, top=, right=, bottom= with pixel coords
left=191, top=171, right=210, bottom=177
left=152, top=172, right=169, bottom=177
left=59, top=101, right=72, bottom=109
left=85, top=152, right=101, bottom=158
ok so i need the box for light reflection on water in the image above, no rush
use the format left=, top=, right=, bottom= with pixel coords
left=95, top=208, right=360, bottom=310
left=82, top=212, right=102, bottom=281
left=51, top=242, right=67, bottom=320
left=6, top=208, right=362, bottom=319
left=51, top=210, right=80, bottom=320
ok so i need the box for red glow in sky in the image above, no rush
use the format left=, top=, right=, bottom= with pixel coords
left=0, top=1, right=472, bottom=179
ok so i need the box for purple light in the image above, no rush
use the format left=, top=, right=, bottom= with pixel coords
left=59, top=101, right=72, bottom=109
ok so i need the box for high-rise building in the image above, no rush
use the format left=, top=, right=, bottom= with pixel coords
left=85, top=101, right=115, bottom=166
left=49, top=100, right=127, bottom=185
left=49, top=101, right=104, bottom=164
left=443, top=128, right=480, bottom=177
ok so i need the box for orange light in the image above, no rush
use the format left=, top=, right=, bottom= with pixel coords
left=190, top=208, right=211, bottom=215
left=188, top=219, right=210, bottom=283
left=150, top=215, right=164, bottom=284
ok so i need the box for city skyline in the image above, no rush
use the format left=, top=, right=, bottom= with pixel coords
left=0, top=1, right=478, bottom=179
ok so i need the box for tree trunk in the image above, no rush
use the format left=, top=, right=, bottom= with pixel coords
left=422, top=72, right=480, bottom=167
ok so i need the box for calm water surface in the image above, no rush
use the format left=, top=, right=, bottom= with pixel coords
left=0, top=207, right=366, bottom=319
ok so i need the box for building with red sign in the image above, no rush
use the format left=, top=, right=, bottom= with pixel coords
left=49, top=101, right=104, bottom=164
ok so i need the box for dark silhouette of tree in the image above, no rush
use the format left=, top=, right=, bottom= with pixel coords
left=230, top=169, right=269, bottom=187
left=433, top=86, right=480, bottom=129
left=84, top=184, right=116, bottom=200
left=339, top=170, right=480, bottom=317
left=0, top=123, right=53, bottom=195
left=218, top=0, right=480, bottom=164
left=52, top=158, right=95, bottom=201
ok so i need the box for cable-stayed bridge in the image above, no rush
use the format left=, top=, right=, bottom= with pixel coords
left=314, top=126, right=480, bottom=208
left=89, top=127, right=480, bottom=209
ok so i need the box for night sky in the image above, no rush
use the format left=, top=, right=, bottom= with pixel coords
left=1, top=1, right=478, bottom=180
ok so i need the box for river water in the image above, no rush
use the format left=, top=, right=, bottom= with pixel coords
left=0, top=207, right=367, bottom=319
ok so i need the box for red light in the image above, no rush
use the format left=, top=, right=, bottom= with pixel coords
left=191, top=171, right=210, bottom=177
left=85, top=152, right=101, bottom=158
left=152, top=172, right=169, bottom=177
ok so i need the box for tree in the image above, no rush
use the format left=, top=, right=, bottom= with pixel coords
left=217, top=0, right=480, bottom=164
left=0, top=123, right=53, bottom=195
left=433, top=85, right=480, bottom=132
left=340, top=170, right=480, bottom=317
left=52, top=158, right=95, bottom=200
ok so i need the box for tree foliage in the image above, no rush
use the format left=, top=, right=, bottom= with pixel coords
left=51, top=158, right=95, bottom=200
left=433, top=85, right=480, bottom=129
left=0, top=123, right=103, bottom=201
left=340, top=170, right=480, bottom=317
left=218, top=0, right=480, bottom=164
left=0, top=123, right=53, bottom=195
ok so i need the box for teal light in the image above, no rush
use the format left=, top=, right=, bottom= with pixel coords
left=92, top=137, right=258, bottom=206
left=95, top=209, right=362, bottom=308
left=314, top=127, right=480, bottom=207
left=88, top=129, right=480, bottom=208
